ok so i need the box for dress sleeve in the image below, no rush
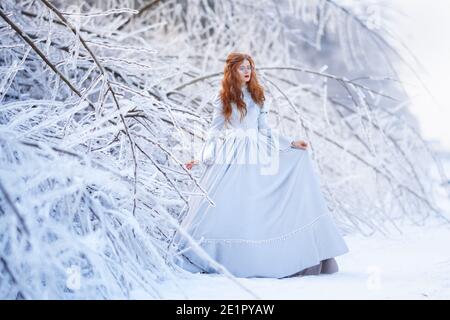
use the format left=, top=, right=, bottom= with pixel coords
left=257, top=102, right=294, bottom=151
left=200, top=93, right=226, bottom=166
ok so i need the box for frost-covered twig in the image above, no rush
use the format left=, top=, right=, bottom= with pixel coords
left=0, top=8, right=82, bottom=97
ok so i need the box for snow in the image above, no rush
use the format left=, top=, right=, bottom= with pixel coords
left=158, top=221, right=450, bottom=299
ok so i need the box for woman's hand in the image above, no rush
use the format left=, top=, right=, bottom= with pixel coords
left=185, top=159, right=199, bottom=170
left=291, top=140, right=308, bottom=150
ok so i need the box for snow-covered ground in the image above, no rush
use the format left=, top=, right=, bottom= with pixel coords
left=156, top=220, right=450, bottom=300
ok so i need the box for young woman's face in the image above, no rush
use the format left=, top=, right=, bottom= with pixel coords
left=237, top=59, right=252, bottom=85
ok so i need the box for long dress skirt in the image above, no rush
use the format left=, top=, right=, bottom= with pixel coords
left=172, top=131, right=349, bottom=279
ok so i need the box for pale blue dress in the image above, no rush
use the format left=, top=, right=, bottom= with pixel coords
left=172, top=86, right=349, bottom=278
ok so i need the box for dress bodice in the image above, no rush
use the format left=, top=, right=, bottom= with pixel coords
left=224, top=86, right=261, bottom=131
left=199, top=86, right=294, bottom=165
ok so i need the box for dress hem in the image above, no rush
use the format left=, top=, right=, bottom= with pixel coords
left=175, top=213, right=349, bottom=278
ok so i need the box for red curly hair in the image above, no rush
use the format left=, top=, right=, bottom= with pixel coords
left=220, top=52, right=265, bottom=125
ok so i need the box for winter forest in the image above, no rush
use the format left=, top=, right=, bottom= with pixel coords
left=1, top=0, right=450, bottom=299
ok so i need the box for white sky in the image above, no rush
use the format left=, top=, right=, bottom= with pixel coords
left=392, top=0, right=450, bottom=150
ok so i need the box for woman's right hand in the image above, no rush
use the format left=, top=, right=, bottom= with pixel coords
left=291, top=140, right=308, bottom=150
left=184, top=159, right=199, bottom=170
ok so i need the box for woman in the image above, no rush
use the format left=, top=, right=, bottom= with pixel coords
left=172, top=52, right=348, bottom=278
